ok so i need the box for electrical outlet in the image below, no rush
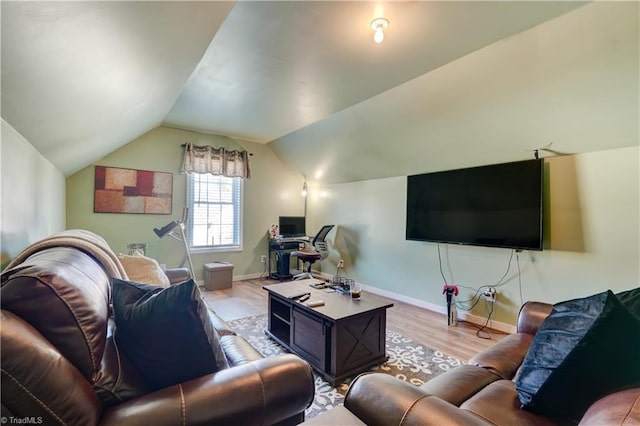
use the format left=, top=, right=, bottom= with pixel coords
left=481, top=287, right=497, bottom=303
left=261, top=255, right=266, bottom=263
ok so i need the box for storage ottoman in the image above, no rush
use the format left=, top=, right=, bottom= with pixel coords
left=204, top=262, right=233, bottom=290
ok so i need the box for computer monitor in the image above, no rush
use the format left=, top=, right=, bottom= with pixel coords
left=279, top=216, right=306, bottom=237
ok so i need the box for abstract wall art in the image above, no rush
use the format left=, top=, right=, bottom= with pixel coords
left=94, top=166, right=173, bottom=214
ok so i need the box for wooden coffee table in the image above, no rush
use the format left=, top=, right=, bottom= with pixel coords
left=263, top=279, right=393, bottom=385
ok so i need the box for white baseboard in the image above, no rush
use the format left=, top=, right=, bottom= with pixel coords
left=317, top=272, right=516, bottom=334
left=198, top=273, right=262, bottom=288
left=234, top=273, right=263, bottom=281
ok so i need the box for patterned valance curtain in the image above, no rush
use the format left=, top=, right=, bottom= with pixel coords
left=181, top=143, right=251, bottom=179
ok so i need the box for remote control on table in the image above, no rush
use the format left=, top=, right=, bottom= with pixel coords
left=298, top=294, right=310, bottom=303
left=288, top=291, right=310, bottom=300
left=309, top=281, right=328, bottom=289
left=305, top=300, right=325, bottom=307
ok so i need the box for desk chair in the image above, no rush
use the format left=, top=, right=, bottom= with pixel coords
left=292, top=225, right=335, bottom=280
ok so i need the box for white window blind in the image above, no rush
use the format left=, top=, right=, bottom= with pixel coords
left=187, top=173, right=242, bottom=250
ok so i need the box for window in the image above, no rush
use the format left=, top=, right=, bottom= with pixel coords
left=187, top=173, right=242, bottom=251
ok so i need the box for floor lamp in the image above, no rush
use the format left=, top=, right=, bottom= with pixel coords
left=153, top=208, right=194, bottom=278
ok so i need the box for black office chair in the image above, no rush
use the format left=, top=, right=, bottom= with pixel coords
left=292, top=225, right=335, bottom=280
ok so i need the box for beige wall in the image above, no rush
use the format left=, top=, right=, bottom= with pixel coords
left=308, top=146, right=639, bottom=325
left=1, top=119, right=66, bottom=269
left=66, top=126, right=305, bottom=281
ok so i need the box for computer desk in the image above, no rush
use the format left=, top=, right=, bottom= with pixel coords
left=267, top=237, right=309, bottom=280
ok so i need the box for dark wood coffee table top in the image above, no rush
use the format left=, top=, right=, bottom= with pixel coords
left=263, top=279, right=393, bottom=321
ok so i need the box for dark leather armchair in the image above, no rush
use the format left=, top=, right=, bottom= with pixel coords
left=1, top=245, right=314, bottom=425
left=327, top=301, right=639, bottom=426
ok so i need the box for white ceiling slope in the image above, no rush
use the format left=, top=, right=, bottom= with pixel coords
left=163, top=1, right=583, bottom=143
left=1, top=1, right=236, bottom=176
left=270, top=1, right=639, bottom=184
left=3, top=1, right=637, bottom=183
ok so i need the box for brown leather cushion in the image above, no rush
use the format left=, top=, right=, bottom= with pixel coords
left=112, top=278, right=229, bottom=391
left=0, top=247, right=110, bottom=379
left=468, top=333, right=533, bottom=380
left=579, top=388, right=640, bottom=425
left=219, top=335, right=263, bottom=366
left=208, top=310, right=236, bottom=336
left=419, top=364, right=502, bottom=406
left=1, top=310, right=102, bottom=425
left=93, top=320, right=150, bottom=407
left=460, top=380, right=562, bottom=426
left=517, top=301, right=553, bottom=334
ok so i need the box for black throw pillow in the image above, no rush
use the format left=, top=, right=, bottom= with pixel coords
left=515, top=289, right=640, bottom=421
left=616, top=287, right=640, bottom=320
left=112, top=278, right=229, bottom=391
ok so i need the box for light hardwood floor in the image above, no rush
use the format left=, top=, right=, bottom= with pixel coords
left=201, top=278, right=506, bottom=362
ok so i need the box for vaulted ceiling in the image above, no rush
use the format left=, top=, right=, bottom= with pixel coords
left=2, top=1, right=637, bottom=183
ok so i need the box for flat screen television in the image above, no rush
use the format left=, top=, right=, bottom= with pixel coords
left=279, top=216, right=306, bottom=237
left=406, top=159, right=544, bottom=251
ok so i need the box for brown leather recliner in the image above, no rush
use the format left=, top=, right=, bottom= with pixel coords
left=1, top=246, right=315, bottom=425
left=305, top=301, right=640, bottom=426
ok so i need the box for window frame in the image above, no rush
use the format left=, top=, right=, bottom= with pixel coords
left=186, top=173, right=243, bottom=253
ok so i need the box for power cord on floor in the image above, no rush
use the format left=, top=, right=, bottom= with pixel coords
left=437, top=243, right=520, bottom=338
left=457, top=300, right=512, bottom=340
left=475, top=299, right=495, bottom=339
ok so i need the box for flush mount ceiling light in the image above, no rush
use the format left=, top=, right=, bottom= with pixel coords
left=371, top=17, right=389, bottom=44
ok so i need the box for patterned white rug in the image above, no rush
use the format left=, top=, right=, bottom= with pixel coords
left=228, top=314, right=463, bottom=419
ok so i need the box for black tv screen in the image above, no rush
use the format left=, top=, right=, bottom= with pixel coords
left=406, top=159, right=543, bottom=250
left=279, top=216, right=306, bottom=237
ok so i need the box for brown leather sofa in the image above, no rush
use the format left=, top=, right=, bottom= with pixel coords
left=304, top=301, right=640, bottom=425
left=1, top=245, right=315, bottom=426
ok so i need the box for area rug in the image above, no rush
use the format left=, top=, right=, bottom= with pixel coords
left=228, top=314, right=463, bottom=419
